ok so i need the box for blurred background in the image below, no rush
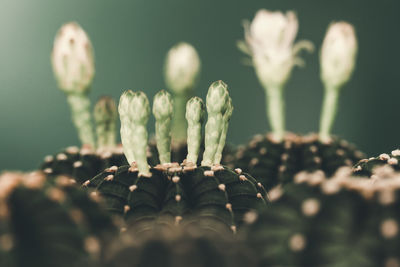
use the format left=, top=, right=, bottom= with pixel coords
left=0, top=0, right=399, bottom=171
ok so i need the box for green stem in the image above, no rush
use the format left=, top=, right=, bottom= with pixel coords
left=118, top=90, right=135, bottom=164
left=66, top=93, right=95, bottom=148
left=319, top=85, right=340, bottom=142
left=265, top=86, right=285, bottom=141
left=153, top=90, right=173, bottom=164
left=201, top=112, right=223, bottom=166
left=185, top=97, right=204, bottom=164
left=96, top=121, right=116, bottom=151
left=172, top=92, right=192, bottom=143
left=131, top=92, right=151, bottom=176
left=94, top=97, right=117, bottom=151
left=214, top=97, right=233, bottom=165
left=201, top=81, right=229, bottom=166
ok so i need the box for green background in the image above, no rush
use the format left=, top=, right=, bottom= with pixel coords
left=1, top=0, right=399, bottom=171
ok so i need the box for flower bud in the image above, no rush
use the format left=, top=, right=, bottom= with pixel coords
left=320, top=22, right=358, bottom=88
left=241, top=9, right=313, bottom=88
left=51, top=22, right=95, bottom=94
left=164, top=42, right=201, bottom=94
left=94, top=96, right=117, bottom=124
left=152, top=90, right=173, bottom=121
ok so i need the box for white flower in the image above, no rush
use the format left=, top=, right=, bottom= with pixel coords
left=164, top=42, right=201, bottom=94
left=239, top=9, right=313, bottom=88
left=320, top=21, right=358, bottom=88
left=51, top=22, right=95, bottom=94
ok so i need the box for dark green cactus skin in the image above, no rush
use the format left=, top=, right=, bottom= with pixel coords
left=244, top=171, right=400, bottom=267
left=0, top=172, right=116, bottom=267
left=353, top=150, right=400, bottom=177
left=40, top=146, right=128, bottom=184
left=233, top=133, right=364, bottom=190
left=103, top=220, right=258, bottom=267
left=0, top=211, right=15, bottom=267
left=86, top=163, right=267, bottom=231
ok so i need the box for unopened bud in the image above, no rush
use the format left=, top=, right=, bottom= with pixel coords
left=164, top=42, right=200, bottom=94
left=320, top=21, right=358, bottom=89
left=51, top=22, right=95, bottom=94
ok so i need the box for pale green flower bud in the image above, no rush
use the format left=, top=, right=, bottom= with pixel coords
left=164, top=42, right=201, bottom=94
left=320, top=22, right=358, bottom=89
left=241, top=9, right=313, bottom=88
left=51, top=22, right=95, bottom=94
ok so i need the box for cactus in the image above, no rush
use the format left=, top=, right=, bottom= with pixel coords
left=0, top=171, right=116, bottom=267
left=87, top=82, right=267, bottom=232
left=233, top=134, right=364, bottom=191
left=243, top=167, right=400, bottom=267
left=103, top=219, right=257, bottom=267
left=234, top=17, right=362, bottom=191
left=40, top=96, right=128, bottom=184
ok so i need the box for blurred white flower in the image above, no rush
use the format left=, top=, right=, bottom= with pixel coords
left=239, top=9, right=313, bottom=88
left=320, top=22, right=358, bottom=88
left=165, top=42, right=201, bottom=94
left=51, top=22, right=95, bottom=94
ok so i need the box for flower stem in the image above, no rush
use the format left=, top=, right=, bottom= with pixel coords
left=319, top=85, right=339, bottom=142
left=172, top=92, right=192, bottom=143
left=66, top=93, right=95, bottom=148
left=94, top=97, right=117, bottom=152
left=265, top=86, right=285, bottom=141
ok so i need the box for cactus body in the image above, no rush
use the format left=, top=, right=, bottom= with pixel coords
left=88, top=163, right=266, bottom=231
left=40, top=146, right=127, bottom=184
left=233, top=133, right=364, bottom=191
left=103, top=220, right=257, bottom=267
left=0, top=172, right=115, bottom=267
left=244, top=168, right=400, bottom=267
